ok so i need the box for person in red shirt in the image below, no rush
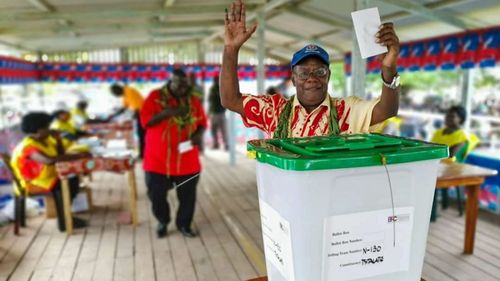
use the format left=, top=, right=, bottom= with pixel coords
left=140, top=69, right=207, bottom=238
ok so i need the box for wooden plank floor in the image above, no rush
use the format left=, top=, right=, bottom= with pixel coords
left=1, top=149, right=500, bottom=281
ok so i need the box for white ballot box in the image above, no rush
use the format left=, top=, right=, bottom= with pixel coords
left=247, top=134, right=448, bottom=281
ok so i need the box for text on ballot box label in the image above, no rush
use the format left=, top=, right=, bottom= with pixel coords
left=259, top=199, right=295, bottom=281
left=322, top=207, right=414, bottom=281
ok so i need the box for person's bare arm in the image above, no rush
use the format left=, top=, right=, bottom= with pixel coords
left=220, top=0, right=257, bottom=115
left=30, top=151, right=90, bottom=165
left=371, top=23, right=400, bottom=125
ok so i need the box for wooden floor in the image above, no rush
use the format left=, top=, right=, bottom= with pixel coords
left=1, top=149, right=500, bottom=281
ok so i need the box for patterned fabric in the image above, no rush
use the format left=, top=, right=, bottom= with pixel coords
left=85, top=121, right=133, bottom=131
left=241, top=94, right=381, bottom=138
left=55, top=157, right=135, bottom=179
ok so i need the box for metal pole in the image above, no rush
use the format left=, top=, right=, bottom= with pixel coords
left=256, top=9, right=266, bottom=139
left=351, top=0, right=368, bottom=98
left=460, top=69, right=474, bottom=132
left=0, top=86, right=4, bottom=130
left=228, top=111, right=236, bottom=166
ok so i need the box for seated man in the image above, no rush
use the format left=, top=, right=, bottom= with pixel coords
left=11, top=112, right=90, bottom=231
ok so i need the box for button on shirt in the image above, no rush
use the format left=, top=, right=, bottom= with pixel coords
left=241, top=94, right=381, bottom=138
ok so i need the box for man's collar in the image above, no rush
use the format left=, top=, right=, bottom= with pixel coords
left=292, top=94, right=330, bottom=112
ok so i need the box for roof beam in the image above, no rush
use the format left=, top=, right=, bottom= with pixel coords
left=28, top=0, right=54, bottom=13
left=0, top=20, right=224, bottom=36
left=284, top=7, right=352, bottom=30
left=36, top=38, right=202, bottom=53
left=0, top=5, right=243, bottom=24
left=203, top=0, right=309, bottom=43
left=150, top=30, right=213, bottom=38
left=164, top=0, right=176, bottom=8
left=243, top=41, right=293, bottom=62
left=374, top=0, right=480, bottom=29
left=267, top=26, right=344, bottom=53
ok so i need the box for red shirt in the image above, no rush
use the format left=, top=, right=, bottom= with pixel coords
left=140, top=88, right=207, bottom=176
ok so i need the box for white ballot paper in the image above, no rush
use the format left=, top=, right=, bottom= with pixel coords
left=322, top=207, right=414, bottom=281
left=178, top=140, right=193, bottom=154
left=351, top=7, right=388, bottom=59
left=259, top=199, right=295, bottom=281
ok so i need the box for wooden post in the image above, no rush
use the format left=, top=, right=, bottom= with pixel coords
left=464, top=184, right=480, bottom=254
left=61, top=178, right=73, bottom=235
left=127, top=169, right=139, bottom=226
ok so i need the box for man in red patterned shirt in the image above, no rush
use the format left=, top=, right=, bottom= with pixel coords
left=220, top=0, right=401, bottom=138
left=140, top=69, right=207, bottom=238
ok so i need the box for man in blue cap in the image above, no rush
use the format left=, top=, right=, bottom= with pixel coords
left=220, top=0, right=401, bottom=138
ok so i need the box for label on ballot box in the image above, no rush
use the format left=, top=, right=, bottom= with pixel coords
left=259, top=199, right=295, bottom=281
left=322, top=207, right=414, bottom=281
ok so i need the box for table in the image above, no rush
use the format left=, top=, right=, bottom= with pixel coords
left=55, top=156, right=138, bottom=235
left=85, top=121, right=135, bottom=148
left=436, top=162, right=497, bottom=254
left=245, top=277, right=427, bottom=281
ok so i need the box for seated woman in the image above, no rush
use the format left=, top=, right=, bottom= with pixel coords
left=51, top=109, right=92, bottom=141
left=431, top=105, right=478, bottom=214
left=431, top=105, right=472, bottom=160
left=11, top=112, right=90, bottom=231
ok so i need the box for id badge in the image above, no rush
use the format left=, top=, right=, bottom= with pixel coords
left=178, top=140, right=193, bottom=154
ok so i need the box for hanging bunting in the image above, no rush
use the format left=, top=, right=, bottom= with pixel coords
left=345, top=26, right=499, bottom=75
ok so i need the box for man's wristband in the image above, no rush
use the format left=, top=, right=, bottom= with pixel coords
left=382, top=72, right=400, bottom=90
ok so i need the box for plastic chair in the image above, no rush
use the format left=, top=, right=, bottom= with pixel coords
left=0, top=153, right=92, bottom=235
left=441, top=142, right=469, bottom=216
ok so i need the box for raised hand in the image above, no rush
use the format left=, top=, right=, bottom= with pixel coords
left=375, top=23, right=400, bottom=69
left=224, top=0, right=257, bottom=50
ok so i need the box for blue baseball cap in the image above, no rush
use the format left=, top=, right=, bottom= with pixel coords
left=291, top=44, right=330, bottom=68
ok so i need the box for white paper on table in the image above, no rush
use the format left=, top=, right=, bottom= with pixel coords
left=178, top=140, right=193, bottom=154
left=351, top=7, right=388, bottom=59
left=106, top=139, right=127, bottom=149
left=259, top=199, right=295, bottom=281
left=322, top=207, right=414, bottom=281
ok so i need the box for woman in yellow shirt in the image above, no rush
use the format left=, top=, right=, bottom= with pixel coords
left=11, top=112, right=90, bottom=231
left=51, top=109, right=92, bottom=141
left=431, top=106, right=469, bottom=158
left=431, top=105, right=474, bottom=217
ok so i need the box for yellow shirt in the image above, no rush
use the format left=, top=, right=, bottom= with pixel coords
left=123, top=86, right=144, bottom=111
left=71, top=108, right=89, bottom=120
left=71, top=108, right=89, bottom=129
left=431, top=128, right=468, bottom=147
left=372, top=116, right=402, bottom=134
left=11, top=136, right=59, bottom=192
left=51, top=119, right=77, bottom=135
